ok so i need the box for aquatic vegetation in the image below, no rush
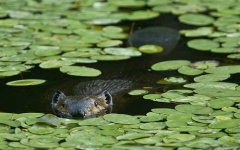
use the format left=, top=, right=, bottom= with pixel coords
left=1, top=0, right=240, bottom=149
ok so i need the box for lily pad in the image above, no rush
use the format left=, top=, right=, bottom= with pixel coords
left=209, top=119, right=240, bottom=129
left=28, top=124, right=55, bottom=135
left=175, top=104, right=214, bottom=115
left=60, top=66, right=101, bottom=77
left=117, top=133, right=152, bottom=140
left=190, top=60, right=220, bottom=70
left=178, top=66, right=203, bottom=76
left=6, top=79, right=46, bottom=86
left=179, top=13, right=214, bottom=26
left=91, top=55, right=130, bottom=61
left=128, top=89, right=148, bottom=95
left=187, top=39, right=219, bottom=51
left=205, top=65, right=240, bottom=74
left=39, top=60, right=74, bottom=69
left=138, top=45, right=163, bottom=54
left=103, top=114, right=140, bottom=124
left=104, top=47, right=142, bottom=56
left=194, top=73, right=230, bottom=82
left=151, top=60, right=191, bottom=71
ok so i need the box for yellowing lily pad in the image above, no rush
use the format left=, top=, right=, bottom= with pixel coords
left=6, top=79, right=46, bottom=86
left=138, top=45, right=163, bottom=54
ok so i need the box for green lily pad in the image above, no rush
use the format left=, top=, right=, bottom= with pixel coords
left=178, top=66, right=203, bottom=76
left=6, top=79, right=46, bottom=86
left=180, top=27, right=213, bottom=37
left=209, top=98, right=234, bottom=109
left=103, top=114, right=140, bottom=124
left=104, top=47, right=142, bottom=56
left=28, top=124, right=55, bottom=135
left=128, top=89, right=148, bottom=95
left=151, top=60, right=191, bottom=71
left=117, top=133, right=152, bottom=140
left=39, top=60, right=74, bottom=69
left=175, top=104, right=214, bottom=115
left=209, top=119, right=240, bottom=129
left=0, top=71, right=20, bottom=77
left=60, top=66, right=101, bottom=77
left=163, top=134, right=196, bottom=143
left=138, top=45, right=163, bottom=54
left=187, top=39, right=219, bottom=51
left=194, top=73, right=230, bottom=82
left=205, top=65, right=240, bottom=74
left=20, top=138, right=59, bottom=148
left=139, top=113, right=164, bottom=122
left=179, top=13, right=214, bottom=26
left=97, top=40, right=123, bottom=48
left=39, top=114, right=61, bottom=127
left=91, top=55, right=130, bottom=61
left=79, top=117, right=109, bottom=126
left=34, top=48, right=61, bottom=57
left=143, top=94, right=162, bottom=100
left=184, top=82, right=238, bottom=90
left=194, top=88, right=240, bottom=97
left=140, top=122, right=166, bottom=130
left=227, top=54, right=240, bottom=60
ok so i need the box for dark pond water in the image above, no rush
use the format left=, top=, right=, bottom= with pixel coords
left=0, top=14, right=231, bottom=116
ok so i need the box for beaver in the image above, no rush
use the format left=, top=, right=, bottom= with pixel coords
left=51, top=79, right=133, bottom=118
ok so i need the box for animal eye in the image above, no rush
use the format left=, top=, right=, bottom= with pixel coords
left=61, top=104, right=65, bottom=108
left=94, top=102, right=98, bottom=107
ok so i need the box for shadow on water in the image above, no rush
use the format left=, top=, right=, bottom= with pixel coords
left=0, top=13, right=230, bottom=116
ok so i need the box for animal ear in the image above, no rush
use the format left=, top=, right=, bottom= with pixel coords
left=99, top=90, right=113, bottom=105
left=51, top=90, right=66, bottom=105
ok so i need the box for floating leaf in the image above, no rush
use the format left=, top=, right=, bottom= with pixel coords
left=151, top=60, right=191, bottom=71
left=194, top=73, right=230, bottom=82
left=79, top=117, right=109, bottom=126
left=205, top=65, right=240, bottom=74
left=190, top=60, right=220, bottom=70
left=187, top=39, right=219, bottom=51
left=128, top=89, right=148, bottom=95
left=178, top=66, right=203, bottom=76
left=138, top=45, right=163, bottom=54
left=175, top=104, right=214, bottom=115
left=103, top=114, right=139, bottom=124
left=6, top=79, right=46, bottom=86
left=28, top=124, right=55, bottom=135
left=209, top=119, right=240, bottom=129
left=184, top=82, right=237, bottom=90
left=117, top=133, right=152, bottom=140
left=209, top=98, right=234, bottom=109
left=39, top=60, right=74, bottom=69
left=104, top=47, right=142, bottom=56
left=163, top=134, right=196, bottom=143
left=60, top=66, right=101, bottom=77
left=194, top=88, right=240, bottom=97
left=179, top=13, right=214, bottom=26
left=91, top=55, right=130, bottom=61
left=140, top=122, right=166, bottom=130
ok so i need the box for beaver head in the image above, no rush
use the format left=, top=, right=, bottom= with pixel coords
left=51, top=90, right=113, bottom=118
